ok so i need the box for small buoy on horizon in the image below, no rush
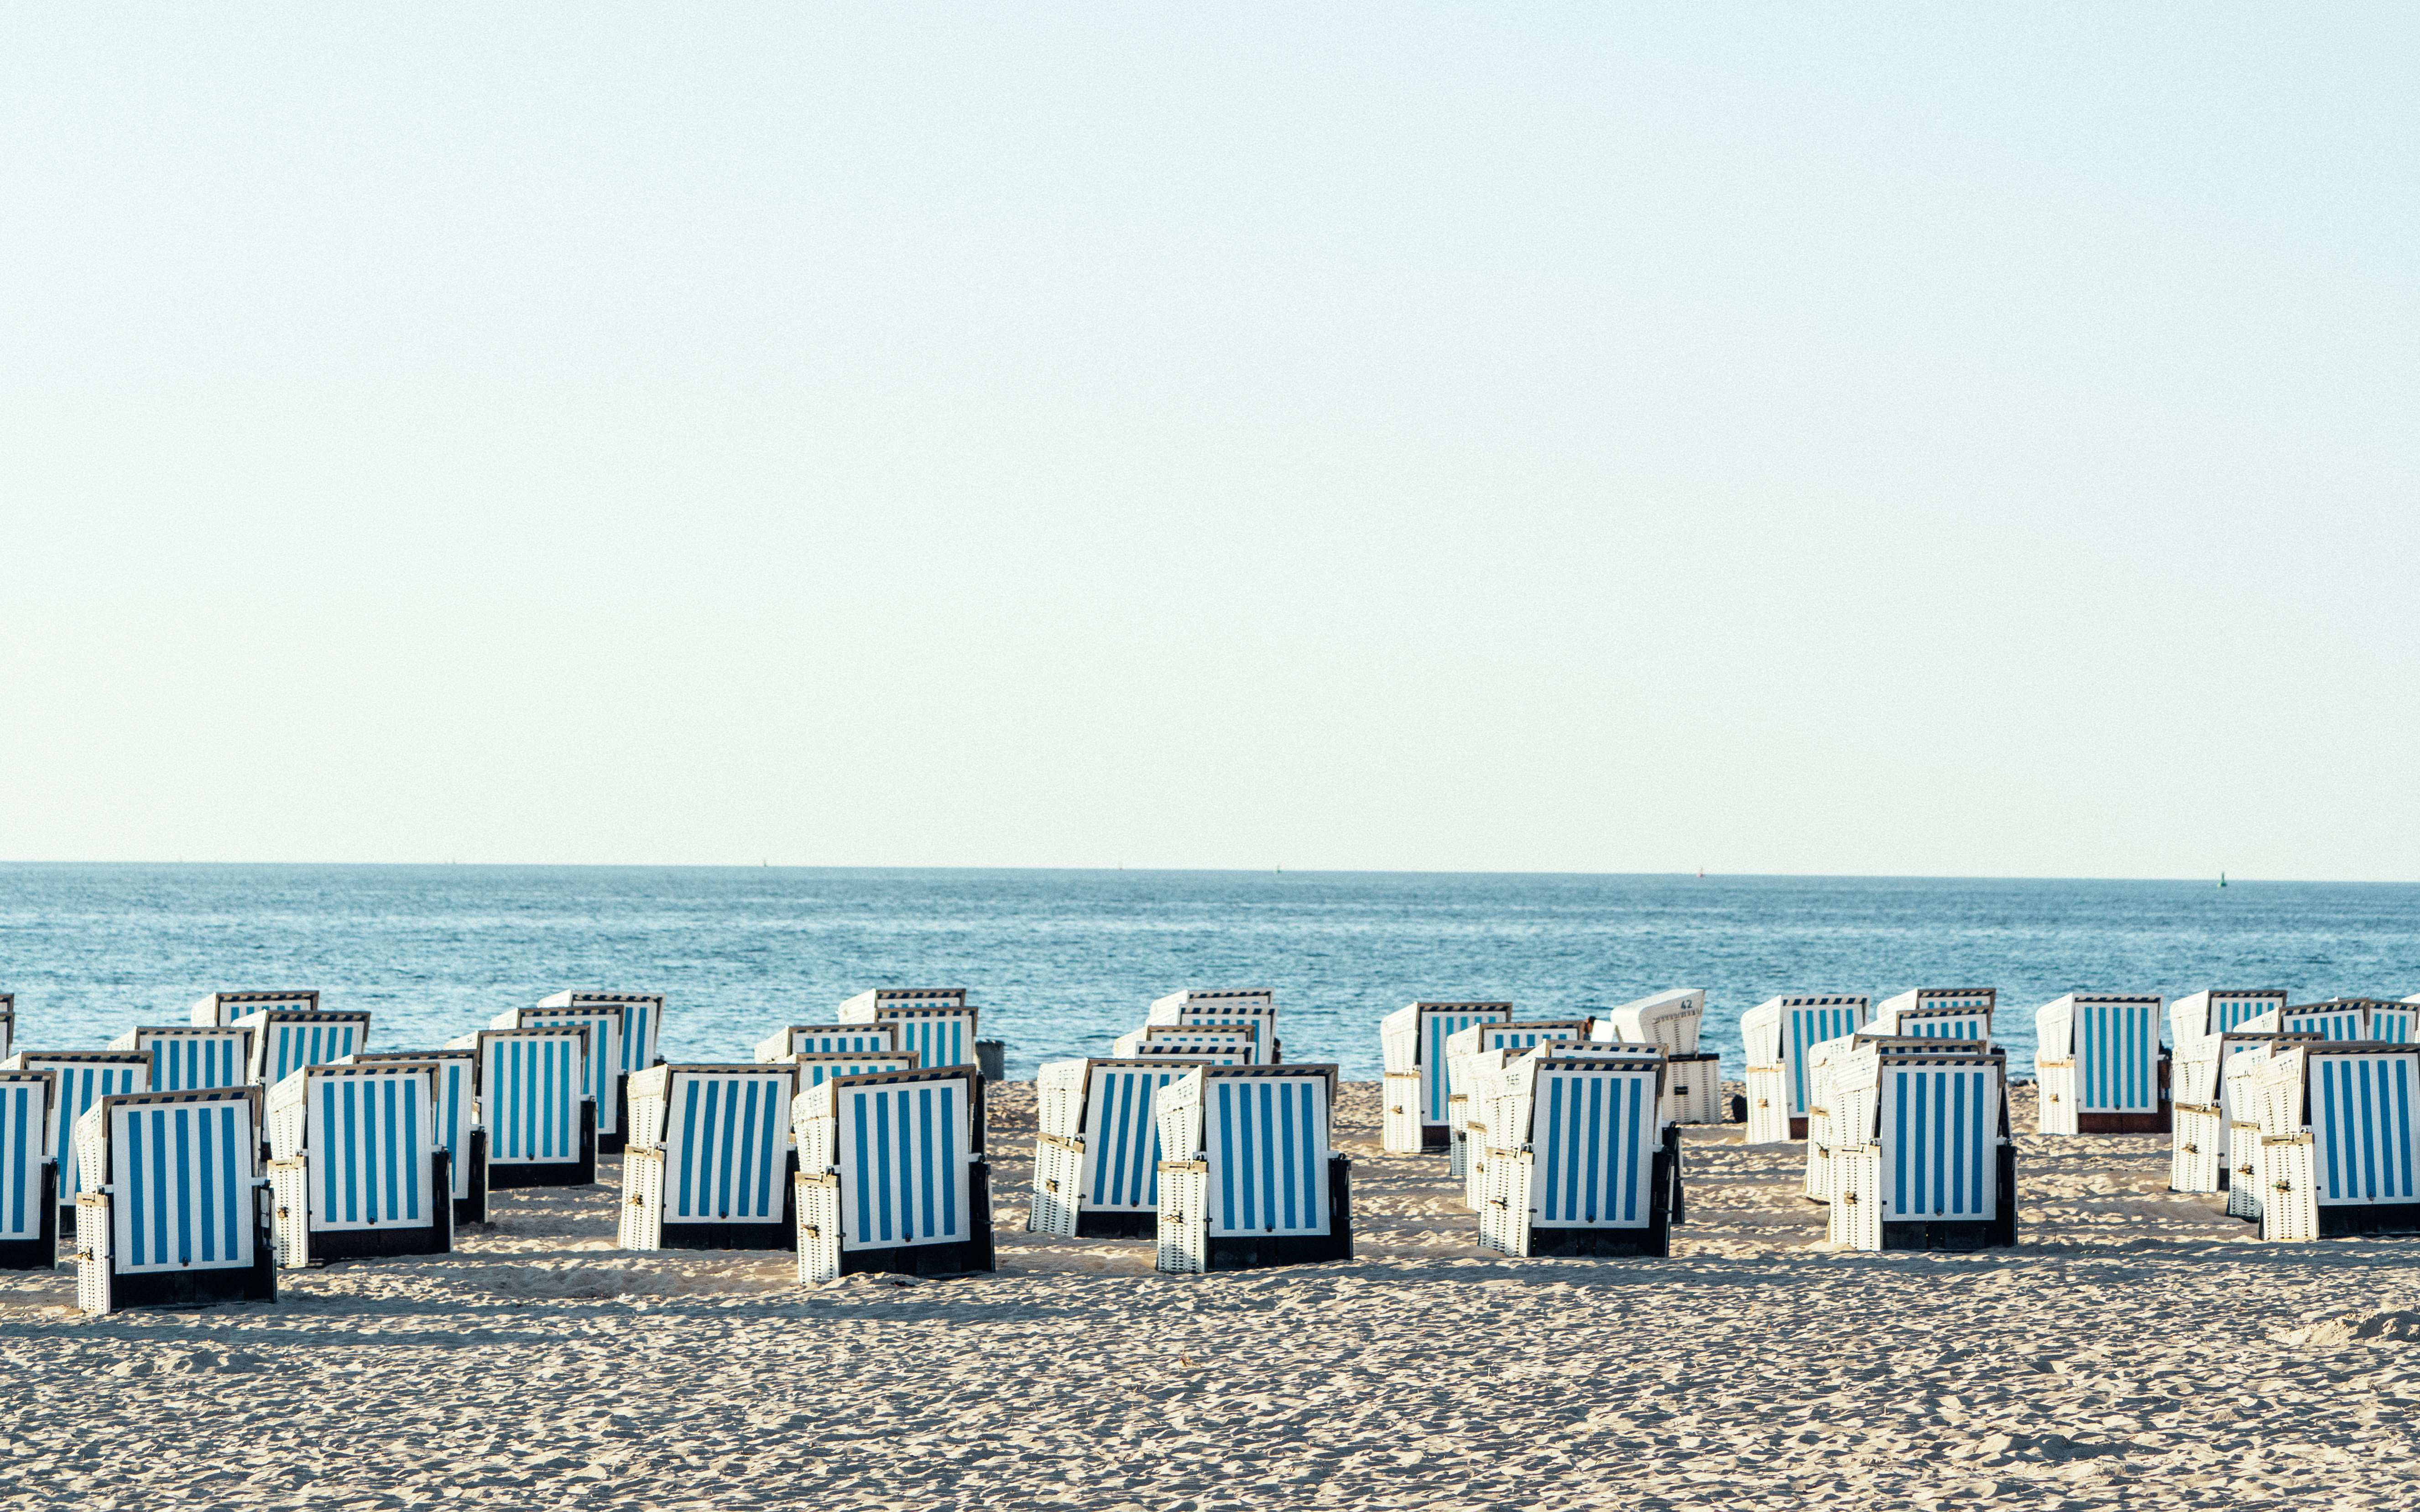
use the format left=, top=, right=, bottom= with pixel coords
left=2219, top=871, right=2227, bottom=888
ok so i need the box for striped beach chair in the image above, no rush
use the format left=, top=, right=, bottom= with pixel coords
left=1379, top=1002, right=1513, bottom=1153
left=190, top=990, right=317, bottom=1028
left=835, top=990, right=978, bottom=1071
left=1871, top=988, right=1996, bottom=1042
left=2248, top=1042, right=2420, bottom=1241
left=264, top=1062, right=452, bottom=1266
left=2171, top=989, right=2288, bottom=1046
left=621, top=1064, right=800, bottom=1251
left=1152, top=1064, right=1348, bottom=1273
left=1740, top=995, right=1871, bottom=1142
left=754, top=1024, right=899, bottom=1061
left=2169, top=1031, right=2320, bottom=1197
left=1474, top=1050, right=1676, bottom=1259
left=780, top=1050, right=923, bottom=1099
left=494, top=1004, right=629, bottom=1152
left=1029, top=1058, right=1205, bottom=1240
left=73, top=1086, right=275, bottom=1315
left=1, top=1050, right=151, bottom=1227
left=235, top=1010, right=370, bottom=1086
left=539, top=991, right=666, bottom=1085
left=2272, top=998, right=2420, bottom=1043
left=0, top=1070, right=57, bottom=1268
left=0, top=993, right=13, bottom=1060
left=1593, top=989, right=1721, bottom=1125
left=343, top=1051, right=487, bottom=1225
left=1114, top=1025, right=1259, bottom=1063
left=1148, top=990, right=1281, bottom=1063
left=1455, top=1050, right=1523, bottom=1209
left=109, top=1026, right=250, bottom=1092
left=793, top=1065, right=993, bottom=1282
left=1825, top=1042, right=2015, bottom=1252
left=2033, top=994, right=2168, bottom=1135
left=446, top=1027, right=597, bottom=1188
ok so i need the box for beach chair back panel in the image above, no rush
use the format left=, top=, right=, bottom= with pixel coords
left=146, top=1031, right=250, bottom=1093
left=1083, top=1066, right=1187, bottom=1211
left=1897, top=1010, right=1990, bottom=1042
left=1787, top=1003, right=1868, bottom=1117
left=2286, top=1006, right=2367, bottom=1041
left=308, top=1071, right=435, bottom=1230
left=1600, top=990, right=1704, bottom=1055
left=773, top=1028, right=896, bottom=1060
left=40, top=1060, right=151, bottom=1199
left=664, top=1070, right=792, bottom=1223
left=881, top=1010, right=973, bottom=1072
left=2080, top=1000, right=2162, bottom=1114
left=1528, top=1062, right=1660, bottom=1229
left=2311, top=1052, right=2420, bottom=1206
left=1880, top=1064, right=1998, bottom=1222
left=100, top=1095, right=257, bottom=1273
left=834, top=1076, right=973, bottom=1250
left=2211, top=994, right=2283, bottom=1035
left=793, top=1055, right=920, bottom=1094
left=508, top=1009, right=621, bottom=1128
left=252, top=1018, right=368, bottom=1086
left=1422, top=1011, right=1507, bottom=1124
left=0, top=1075, right=49, bottom=1241
left=1480, top=1024, right=1586, bottom=1056
left=1203, top=1074, right=1331, bottom=1238
left=2372, top=1008, right=2418, bottom=1043
left=483, top=1034, right=585, bottom=1163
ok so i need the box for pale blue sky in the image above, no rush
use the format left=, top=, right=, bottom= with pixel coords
left=3, top=7, right=2414, bottom=877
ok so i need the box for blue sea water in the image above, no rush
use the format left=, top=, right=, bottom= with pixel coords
left=1, top=865, right=2415, bottom=1079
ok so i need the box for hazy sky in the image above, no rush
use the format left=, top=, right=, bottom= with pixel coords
left=4, top=8, right=2415, bottom=878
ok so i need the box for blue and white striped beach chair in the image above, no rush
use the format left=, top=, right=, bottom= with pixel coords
left=2033, top=994, right=2168, bottom=1135
left=834, top=991, right=978, bottom=1071
left=190, top=991, right=318, bottom=1028
left=754, top=1024, right=900, bottom=1061
left=264, top=1063, right=451, bottom=1266
left=1740, top=994, right=1871, bottom=1143
left=2273, top=998, right=2419, bottom=1043
left=2170, top=990, right=2288, bottom=1046
left=2247, top=1041, right=2420, bottom=1241
left=1, top=1050, right=151, bottom=1228
left=1871, top=988, right=1996, bottom=1042
left=1152, top=1065, right=1349, bottom=1273
left=2169, top=1031, right=2321, bottom=1197
left=1114, top=1025, right=1259, bottom=1063
left=447, top=1027, right=597, bottom=1189
left=109, top=1027, right=250, bottom=1092
left=793, top=1065, right=993, bottom=1282
left=1148, top=990, right=1281, bottom=1062
left=1825, top=1042, right=2015, bottom=1252
left=621, top=1064, right=800, bottom=1251
left=344, top=1051, right=487, bottom=1225
left=1029, top=1058, right=1208, bottom=1240
left=1592, top=990, right=1721, bottom=1125
left=73, top=1086, right=275, bottom=1315
left=1379, top=1002, right=1512, bottom=1153
left=1473, top=1050, right=1674, bottom=1258
left=494, top=1004, right=628, bottom=1152
left=538, top=990, right=666, bottom=1085
left=0, top=993, right=13, bottom=1060
left=235, top=1010, right=370, bottom=1086
left=0, top=1070, right=58, bottom=1268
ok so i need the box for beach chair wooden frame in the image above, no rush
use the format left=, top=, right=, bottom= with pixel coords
left=2250, top=1043, right=2420, bottom=1242
left=494, top=1004, right=629, bottom=1151
left=343, top=1051, right=488, bottom=1225
left=1740, top=995, right=1871, bottom=1142
left=265, top=1064, right=452, bottom=1266
left=1152, top=1065, right=1349, bottom=1273
left=793, top=1065, right=993, bottom=1281
left=1379, top=1002, right=1513, bottom=1153
left=74, top=1086, right=276, bottom=1315
left=621, top=1064, right=801, bottom=1252
left=108, top=1027, right=250, bottom=1093
left=2168, top=1031, right=2318, bottom=1197
left=190, top=991, right=318, bottom=1028
left=1825, top=1044, right=2016, bottom=1252
left=446, top=1028, right=598, bottom=1189
left=235, top=1010, right=371, bottom=1086
left=1476, top=1052, right=1676, bottom=1259
left=538, top=990, right=667, bottom=1081
left=1, top=1050, right=151, bottom=1229
left=1029, top=1058, right=1205, bottom=1240
left=0, top=1070, right=58, bottom=1269
left=2034, top=994, right=2169, bottom=1135
left=754, top=1024, right=900, bottom=1062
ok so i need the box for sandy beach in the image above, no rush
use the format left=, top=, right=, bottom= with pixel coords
left=5, top=1081, right=2417, bottom=1510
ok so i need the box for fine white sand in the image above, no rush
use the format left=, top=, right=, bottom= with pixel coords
left=5, top=1081, right=2420, bottom=1509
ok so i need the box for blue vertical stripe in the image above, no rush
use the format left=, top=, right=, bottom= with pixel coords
left=1216, top=1082, right=1236, bottom=1231
left=851, top=1091, right=872, bottom=1238
left=1541, top=1076, right=1563, bottom=1220
left=939, top=1085, right=960, bottom=1237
